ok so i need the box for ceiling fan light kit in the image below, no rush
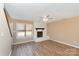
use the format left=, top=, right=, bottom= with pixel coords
left=43, top=17, right=48, bottom=22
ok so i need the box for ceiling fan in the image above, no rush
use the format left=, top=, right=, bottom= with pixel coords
left=40, top=15, right=54, bottom=22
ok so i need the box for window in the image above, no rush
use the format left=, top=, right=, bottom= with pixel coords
left=16, top=32, right=25, bottom=37
left=26, top=31, right=32, bottom=36
left=16, top=23, right=25, bottom=30
left=26, top=24, right=33, bottom=30
left=16, top=23, right=33, bottom=38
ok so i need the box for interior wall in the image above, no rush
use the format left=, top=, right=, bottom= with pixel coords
left=14, top=19, right=33, bottom=24
left=0, top=4, right=12, bottom=56
left=47, top=16, right=79, bottom=48
left=4, top=9, right=33, bottom=44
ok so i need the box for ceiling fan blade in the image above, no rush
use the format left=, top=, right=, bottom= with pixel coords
left=46, top=15, right=50, bottom=17
left=48, top=18, right=53, bottom=19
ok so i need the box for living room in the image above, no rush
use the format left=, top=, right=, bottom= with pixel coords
left=0, top=3, right=79, bottom=56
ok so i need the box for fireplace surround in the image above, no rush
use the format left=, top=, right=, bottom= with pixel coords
left=34, top=22, right=48, bottom=42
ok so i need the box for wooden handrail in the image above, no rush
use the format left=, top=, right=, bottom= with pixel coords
left=4, top=8, right=12, bottom=37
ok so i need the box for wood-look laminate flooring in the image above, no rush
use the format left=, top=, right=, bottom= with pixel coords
left=11, top=40, right=79, bottom=56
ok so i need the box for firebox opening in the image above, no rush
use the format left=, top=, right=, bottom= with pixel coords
left=37, top=31, right=43, bottom=38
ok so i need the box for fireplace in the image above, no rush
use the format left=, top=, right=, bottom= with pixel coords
left=37, top=31, right=43, bottom=38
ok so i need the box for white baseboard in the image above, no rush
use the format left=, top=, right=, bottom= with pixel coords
left=13, top=40, right=34, bottom=45
left=34, top=39, right=48, bottom=42
left=9, top=48, right=12, bottom=56
left=50, top=39, right=79, bottom=49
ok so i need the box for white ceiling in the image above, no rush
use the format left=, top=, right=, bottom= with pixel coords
left=5, top=3, right=79, bottom=22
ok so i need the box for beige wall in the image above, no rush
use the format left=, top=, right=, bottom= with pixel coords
left=47, top=16, right=79, bottom=48
left=0, top=4, right=12, bottom=56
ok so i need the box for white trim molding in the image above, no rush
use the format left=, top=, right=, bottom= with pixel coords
left=9, top=48, right=12, bottom=56
left=50, top=39, right=79, bottom=49
left=13, top=40, right=34, bottom=45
